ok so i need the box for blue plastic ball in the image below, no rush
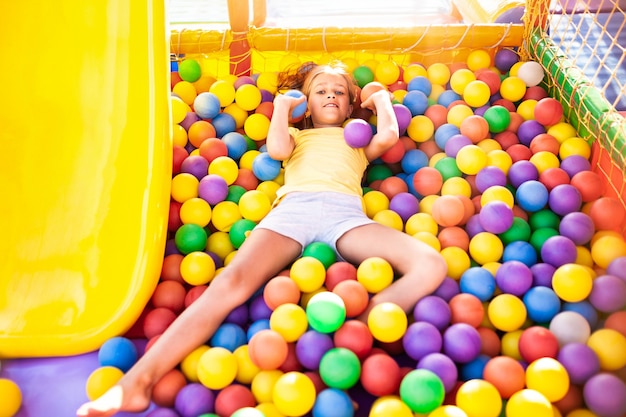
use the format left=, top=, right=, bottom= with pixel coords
left=516, top=180, right=549, bottom=212
left=222, top=132, right=249, bottom=160
left=459, top=354, right=490, bottom=381
left=403, top=90, right=430, bottom=116
left=246, top=319, right=271, bottom=341
left=438, top=90, right=462, bottom=107
left=407, top=75, right=432, bottom=96
left=523, top=286, right=561, bottom=324
left=284, top=89, right=308, bottom=118
left=211, top=112, right=237, bottom=138
left=459, top=266, right=496, bottom=302
left=98, top=336, right=138, bottom=372
left=502, top=240, right=538, bottom=267
left=401, top=148, right=429, bottom=174
left=194, top=92, right=221, bottom=119
left=252, top=151, right=282, bottom=181
left=434, top=123, right=461, bottom=150
left=562, top=301, right=599, bottom=328
left=210, top=323, right=247, bottom=352
left=312, top=388, right=354, bottom=417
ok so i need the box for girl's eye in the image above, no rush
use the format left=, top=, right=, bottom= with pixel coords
left=335, top=91, right=345, bottom=96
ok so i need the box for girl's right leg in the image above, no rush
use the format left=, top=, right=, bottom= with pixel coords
left=76, top=228, right=303, bottom=417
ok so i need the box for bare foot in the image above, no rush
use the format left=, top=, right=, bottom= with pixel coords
left=76, top=376, right=152, bottom=417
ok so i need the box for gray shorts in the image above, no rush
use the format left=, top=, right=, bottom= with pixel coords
left=255, top=191, right=376, bottom=256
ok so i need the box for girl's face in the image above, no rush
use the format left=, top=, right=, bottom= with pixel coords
left=306, top=72, right=353, bottom=128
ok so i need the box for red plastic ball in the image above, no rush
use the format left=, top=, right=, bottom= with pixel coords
left=379, top=176, right=409, bottom=200
left=198, top=137, right=229, bottom=163
left=184, top=285, right=207, bottom=308
left=413, top=167, right=443, bottom=196
left=518, top=326, right=559, bottom=363
left=332, top=280, right=370, bottom=318
left=534, top=97, right=563, bottom=126
left=589, top=196, right=626, bottom=231
left=438, top=226, right=470, bottom=251
left=361, top=353, right=402, bottom=396
left=570, top=170, right=606, bottom=202
left=161, top=254, right=185, bottom=283
left=449, top=293, right=484, bottom=328
left=483, top=356, right=526, bottom=399
left=151, top=280, right=187, bottom=313
left=214, top=384, right=256, bottom=417
left=333, top=320, right=374, bottom=360
left=539, top=167, right=570, bottom=191
left=325, top=261, right=358, bottom=291
left=143, top=307, right=177, bottom=339
left=152, top=369, right=187, bottom=408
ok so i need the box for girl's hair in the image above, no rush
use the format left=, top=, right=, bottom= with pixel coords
left=276, top=61, right=358, bottom=104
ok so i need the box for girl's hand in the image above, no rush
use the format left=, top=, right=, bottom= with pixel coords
left=274, top=92, right=307, bottom=118
left=360, top=89, right=394, bottom=114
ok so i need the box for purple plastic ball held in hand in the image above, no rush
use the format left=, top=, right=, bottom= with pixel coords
left=344, top=119, right=373, bottom=148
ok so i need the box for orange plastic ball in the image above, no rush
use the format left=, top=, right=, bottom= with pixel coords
left=263, top=276, right=301, bottom=310
left=431, top=195, right=465, bottom=227
left=248, top=329, right=289, bottom=370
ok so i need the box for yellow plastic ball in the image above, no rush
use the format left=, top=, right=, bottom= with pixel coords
left=85, top=366, right=124, bottom=401
left=375, top=60, right=401, bottom=85
left=456, top=379, right=503, bottom=417
left=357, top=256, right=394, bottom=293
left=478, top=138, right=502, bottom=153
left=239, top=189, right=271, bottom=222
left=529, top=150, right=561, bottom=174
left=516, top=99, right=538, bottom=121
left=405, top=212, right=439, bottom=235
left=256, top=402, right=285, bottom=417
left=171, top=96, right=191, bottom=124
left=429, top=405, right=470, bottom=417
left=500, top=76, right=527, bottom=102
left=506, top=389, right=553, bottom=417
left=223, top=102, right=248, bottom=129
left=239, top=150, right=261, bottom=171
left=290, top=256, right=326, bottom=293
left=235, top=83, right=263, bottom=111
left=450, top=69, right=476, bottom=95
left=427, top=63, right=451, bottom=86
left=441, top=246, right=471, bottom=280
left=272, top=372, right=316, bottom=417
left=244, top=113, right=271, bottom=141
left=467, top=49, right=492, bottom=71
left=419, top=194, right=439, bottom=214
left=456, top=145, right=488, bottom=175
left=180, top=197, right=212, bottom=227
left=234, top=345, right=261, bottom=384
left=180, top=345, right=209, bottom=382
left=180, top=251, right=216, bottom=286
left=403, top=64, right=428, bottom=83
left=413, top=231, right=442, bottom=251
left=209, top=79, right=236, bottom=107
left=171, top=172, right=199, bottom=203
left=209, top=155, right=239, bottom=185
left=251, top=369, right=284, bottom=404
left=469, top=232, right=504, bottom=265
left=370, top=396, right=414, bottom=417
left=173, top=80, right=198, bottom=105
left=363, top=190, right=390, bottom=218
left=206, top=230, right=235, bottom=261
left=257, top=180, right=281, bottom=202
left=172, top=124, right=188, bottom=147
left=480, top=185, right=514, bottom=208
left=486, top=149, right=513, bottom=174
left=373, top=209, right=404, bottom=231
left=211, top=200, right=243, bottom=232
left=501, top=330, right=524, bottom=360
left=525, top=357, right=570, bottom=403
left=270, top=303, right=308, bottom=343
left=197, top=347, right=238, bottom=390
left=407, top=115, right=435, bottom=142
left=587, top=328, right=626, bottom=371
left=488, top=293, right=527, bottom=332
left=547, top=122, right=578, bottom=143
left=368, top=302, right=408, bottom=343
left=447, top=104, right=474, bottom=128
left=591, top=235, right=626, bottom=269
left=463, top=80, right=491, bottom=108
left=0, top=378, right=22, bottom=417
left=559, top=137, right=591, bottom=160
left=552, top=263, right=593, bottom=302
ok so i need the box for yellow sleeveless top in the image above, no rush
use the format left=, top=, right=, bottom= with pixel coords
left=275, top=127, right=369, bottom=199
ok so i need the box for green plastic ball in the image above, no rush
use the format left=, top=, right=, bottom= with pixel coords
left=529, top=227, right=559, bottom=253
left=529, top=209, right=561, bottom=230
left=178, top=59, right=202, bottom=83
left=499, top=217, right=532, bottom=245
left=305, top=291, right=346, bottom=333
left=319, top=348, right=361, bottom=390
left=302, top=242, right=337, bottom=269
left=399, top=369, right=445, bottom=414
left=353, top=65, right=375, bottom=88
left=229, top=218, right=257, bottom=249
left=483, top=105, right=511, bottom=133
left=434, top=157, right=463, bottom=181
left=225, top=185, right=247, bottom=204
left=175, top=223, right=208, bottom=254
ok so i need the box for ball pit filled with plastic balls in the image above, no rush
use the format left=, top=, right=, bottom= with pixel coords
left=5, top=48, right=626, bottom=417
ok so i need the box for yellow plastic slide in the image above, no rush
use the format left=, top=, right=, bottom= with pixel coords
left=0, top=1, right=171, bottom=358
